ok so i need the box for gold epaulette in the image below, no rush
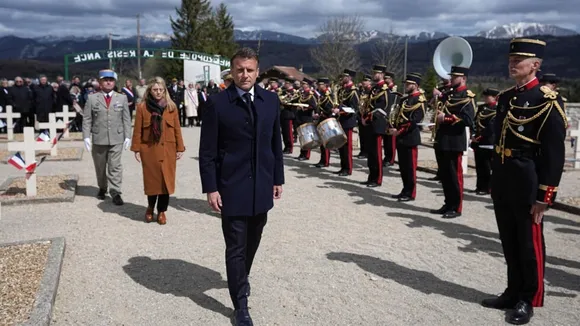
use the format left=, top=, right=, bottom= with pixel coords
left=381, top=84, right=389, bottom=91
left=418, top=94, right=427, bottom=103
left=419, top=88, right=425, bottom=94
left=391, top=85, right=398, bottom=92
left=540, top=85, right=558, bottom=100
left=467, top=90, right=475, bottom=98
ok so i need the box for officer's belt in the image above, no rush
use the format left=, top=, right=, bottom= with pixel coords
left=494, top=145, right=536, bottom=159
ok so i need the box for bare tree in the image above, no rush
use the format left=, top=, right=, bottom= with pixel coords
left=371, top=35, right=404, bottom=79
left=310, top=15, right=365, bottom=82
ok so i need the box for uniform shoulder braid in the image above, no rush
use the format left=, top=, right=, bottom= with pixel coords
left=540, top=85, right=558, bottom=100
left=466, top=89, right=475, bottom=98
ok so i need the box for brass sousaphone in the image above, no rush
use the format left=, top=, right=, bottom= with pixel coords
left=429, top=37, right=473, bottom=142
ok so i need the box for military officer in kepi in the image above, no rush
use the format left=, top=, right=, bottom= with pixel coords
left=470, top=87, right=499, bottom=195
left=430, top=66, right=476, bottom=219
left=83, top=69, right=132, bottom=205
left=481, top=38, right=568, bottom=325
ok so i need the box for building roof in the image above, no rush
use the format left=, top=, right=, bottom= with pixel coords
left=259, top=66, right=312, bottom=82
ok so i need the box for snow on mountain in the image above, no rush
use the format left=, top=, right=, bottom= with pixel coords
left=475, top=23, right=578, bottom=39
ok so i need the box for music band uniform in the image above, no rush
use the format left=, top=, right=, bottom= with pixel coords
left=383, top=71, right=398, bottom=167
left=431, top=66, right=475, bottom=218
left=315, top=78, right=334, bottom=168
left=335, top=69, right=359, bottom=176
left=470, top=88, right=498, bottom=195
left=482, top=38, right=567, bottom=325
left=357, top=75, right=372, bottom=158
left=363, top=65, right=389, bottom=187
left=280, top=83, right=297, bottom=154
left=296, top=81, right=317, bottom=161
left=392, top=74, right=425, bottom=200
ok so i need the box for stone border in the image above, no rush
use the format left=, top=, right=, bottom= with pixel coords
left=0, top=174, right=79, bottom=206
left=0, top=133, right=83, bottom=143
left=0, top=237, right=66, bottom=326
left=1, top=147, right=84, bottom=164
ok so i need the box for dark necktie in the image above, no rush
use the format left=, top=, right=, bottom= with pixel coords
left=242, top=93, right=256, bottom=126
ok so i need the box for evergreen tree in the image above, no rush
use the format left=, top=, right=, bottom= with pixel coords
left=164, top=0, right=213, bottom=79
left=212, top=3, right=238, bottom=58
left=422, top=67, right=438, bottom=101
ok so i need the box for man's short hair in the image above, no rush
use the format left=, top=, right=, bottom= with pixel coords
left=230, top=47, right=259, bottom=67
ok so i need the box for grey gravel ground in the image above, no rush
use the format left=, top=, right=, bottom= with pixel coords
left=0, top=128, right=579, bottom=326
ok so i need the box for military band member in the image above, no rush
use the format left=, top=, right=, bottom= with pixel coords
left=362, top=65, right=389, bottom=187
left=314, top=78, right=334, bottom=168
left=431, top=78, right=453, bottom=181
left=357, top=75, right=373, bottom=159
left=388, top=74, right=425, bottom=200
left=333, top=69, right=359, bottom=176
left=481, top=38, right=567, bottom=325
left=539, top=73, right=559, bottom=91
left=280, top=79, right=297, bottom=154
left=470, top=88, right=498, bottom=195
left=383, top=70, right=398, bottom=167
left=296, top=80, right=317, bottom=161
left=266, top=77, right=280, bottom=92
left=430, top=66, right=475, bottom=219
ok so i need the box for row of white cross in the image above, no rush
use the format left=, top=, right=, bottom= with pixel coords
left=0, top=105, right=77, bottom=141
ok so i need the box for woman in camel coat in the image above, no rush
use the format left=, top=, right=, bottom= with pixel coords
left=131, top=77, right=185, bottom=225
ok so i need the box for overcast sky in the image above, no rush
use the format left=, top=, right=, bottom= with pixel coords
left=0, top=0, right=578, bottom=38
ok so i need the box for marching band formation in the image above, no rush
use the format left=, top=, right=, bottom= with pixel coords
left=262, top=36, right=567, bottom=325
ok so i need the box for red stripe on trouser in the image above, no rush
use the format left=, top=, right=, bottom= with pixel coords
left=288, top=121, right=294, bottom=153
left=412, top=146, right=418, bottom=199
left=377, top=136, right=383, bottom=185
left=532, top=224, right=544, bottom=307
left=305, top=149, right=310, bottom=159
left=456, top=153, right=464, bottom=213
left=390, top=135, right=396, bottom=164
left=347, top=129, right=353, bottom=174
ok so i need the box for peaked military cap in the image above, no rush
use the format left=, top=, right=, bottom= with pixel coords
left=482, top=88, right=500, bottom=97
left=342, top=69, right=356, bottom=77
left=450, top=66, right=469, bottom=77
left=269, top=77, right=278, bottom=82
left=540, top=73, right=559, bottom=84
left=372, top=64, right=387, bottom=73
left=99, top=69, right=117, bottom=80
left=363, top=74, right=372, bottom=81
left=383, top=70, right=395, bottom=78
left=405, top=73, right=422, bottom=85
left=317, top=77, right=330, bottom=84
left=509, top=38, right=546, bottom=59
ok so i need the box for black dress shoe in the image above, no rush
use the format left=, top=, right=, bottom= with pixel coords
left=428, top=176, right=440, bottom=181
left=112, top=194, right=124, bottom=206
left=333, top=169, right=344, bottom=174
left=97, top=189, right=106, bottom=200
left=338, top=171, right=351, bottom=176
left=476, top=190, right=490, bottom=196
left=481, top=294, right=517, bottom=310
left=398, top=196, right=414, bottom=202
left=297, top=156, right=308, bottom=161
left=314, top=163, right=325, bottom=168
left=366, top=182, right=380, bottom=188
left=391, top=193, right=403, bottom=199
left=507, top=301, right=533, bottom=325
left=360, top=180, right=370, bottom=185
left=442, top=210, right=461, bottom=219
left=234, top=308, right=253, bottom=326
left=430, top=205, right=448, bottom=214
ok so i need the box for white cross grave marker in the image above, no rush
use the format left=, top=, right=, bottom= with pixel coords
left=569, top=122, right=580, bottom=169
left=37, top=113, right=65, bottom=156
left=55, top=105, right=76, bottom=139
left=0, top=105, right=21, bottom=140
left=7, top=127, right=53, bottom=197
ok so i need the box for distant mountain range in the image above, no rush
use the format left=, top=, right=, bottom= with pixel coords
left=0, top=23, right=578, bottom=79
left=17, top=22, right=578, bottom=48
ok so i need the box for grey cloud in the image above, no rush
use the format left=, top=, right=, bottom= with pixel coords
left=0, top=0, right=578, bottom=38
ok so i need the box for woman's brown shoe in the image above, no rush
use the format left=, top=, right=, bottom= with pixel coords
left=145, top=207, right=154, bottom=223
left=157, top=212, right=166, bottom=225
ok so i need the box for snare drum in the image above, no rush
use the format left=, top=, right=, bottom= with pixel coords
left=317, top=118, right=347, bottom=150
left=297, top=122, right=321, bottom=149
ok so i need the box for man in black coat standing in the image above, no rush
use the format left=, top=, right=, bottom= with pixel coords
left=199, top=47, right=285, bottom=326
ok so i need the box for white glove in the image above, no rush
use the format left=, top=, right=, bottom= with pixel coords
left=84, top=138, right=91, bottom=151
left=123, top=138, right=131, bottom=150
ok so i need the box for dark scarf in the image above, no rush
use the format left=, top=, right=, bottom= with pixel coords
left=146, top=95, right=167, bottom=142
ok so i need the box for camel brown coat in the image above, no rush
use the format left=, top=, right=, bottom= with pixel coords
left=131, top=102, right=185, bottom=195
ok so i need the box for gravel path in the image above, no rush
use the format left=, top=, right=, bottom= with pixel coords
left=0, top=128, right=579, bottom=326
